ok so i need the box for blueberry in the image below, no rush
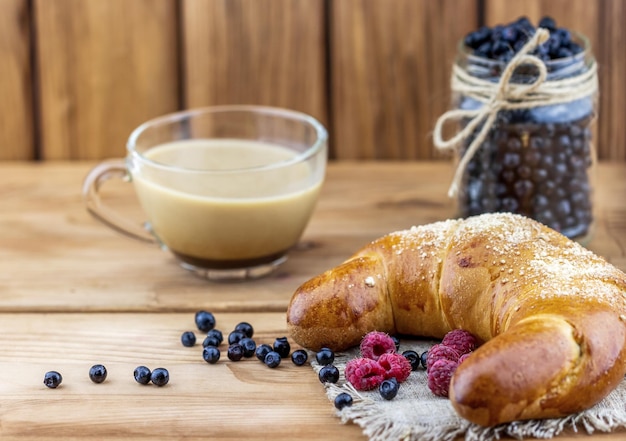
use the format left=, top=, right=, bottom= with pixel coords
left=315, top=347, right=335, bottom=366
left=228, top=330, right=246, bottom=345
left=181, top=331, right=196, bottom=347
left=264, top=351, right=282, bottom=368
left=202, top=346, right=221, bottom=364
left=334, top=392, right=353, bottom=410
left=538, top=16, right=557, bottom=31
left=150, top=367, right=170, bottom=387
left=464, top=26, right=491, bottom=49
left=202, top=336, right=221, bottom=348
left=134, top=366, right=152, bottom=385
left=234, top=322, right=254, bottom=338
left=420, top=351, right=428, bottom=369
left=391, top=335, right=401, bottom=351
left=206, top=329, right=223, bottom=345
left=239, top=337, right=257, bottom=358
left=195, top=310, right=216, bottom=332
left=318, top=365, right=340, bottom=384
left=256, top=344, right=273, bottom=362
left=401, top=350, right=421, bottom=371
left=379, top=379, right=399, bottom=400
left=227, top=343, right=244, bottom=361
left=273, top=337, right=291, bottom=358
left=43, top=371, right=62, bottom=388
left=88, top=364, right=108, bottom=383
left=291, top=349, right=309, bottom=366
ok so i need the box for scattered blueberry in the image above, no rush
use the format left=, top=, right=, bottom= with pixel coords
left=234, top=322, right=254, bottom=338
left=256, top=344, right=273, bottom=362
left=206, top=329, right=223, bottom=344
left=227, top=343, right=244, bottom=361
left=291, top=349, right=309, bottom=366
left=379, top=378, right=399, bottom=400
left=315, top=347, right=335, bottom=366
left=202, top=336, right=221, bottom=348
left=239, top=337, right=257, bottom=358
left=88, top=364, right=108, bottom=383
left=402, top=350, right=421, bottom=371
left=391, top=336, right=401, bottom=351
left=181, top=331, right=196, bottom=347
left=228, top=330, right=246, bottom=345
left=318, top=365, right=340, bottom=384
left=195, top=310, right=216, bottom=332
left=203, top=346, right=221, bottom=364
left=43, top=371, right=62, bottom=388
left=420, top=351, right=428, bottom=369
left=264, top=351, right=282, bottom=368
left=273, top=337, right=291, bottom=358
left=134, top=366, right=152, bottom=385
left=150, top=367, right=170, bottom=386
left=334, top=392, right=353, bottom=410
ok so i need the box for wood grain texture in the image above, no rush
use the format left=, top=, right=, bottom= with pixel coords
left=329, top=0, right=478, bottom=159
left=34, top=0, right=179, bottom=160
left=0, top=0, right=34, bottom=160
left=0, top=311, right=365, bottom=440
left=598, top=0, right=626, bottom=161
left=182, top=0, right=328, bottom=127
left=484, top=0, right=625, bottom=161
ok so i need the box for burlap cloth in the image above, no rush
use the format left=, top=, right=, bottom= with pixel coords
left=312, top=339, right=626, bottom=441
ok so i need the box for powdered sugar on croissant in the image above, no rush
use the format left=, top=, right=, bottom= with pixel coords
left=286, top=213, right=626, bottom=426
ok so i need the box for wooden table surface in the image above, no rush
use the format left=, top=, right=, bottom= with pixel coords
left=0, top=161, right=625, bottom=440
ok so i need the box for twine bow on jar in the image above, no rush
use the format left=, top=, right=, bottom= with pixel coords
left=433, top=28, right=598, bottom=198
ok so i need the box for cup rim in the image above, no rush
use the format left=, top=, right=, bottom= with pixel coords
left=126, top=105, right=328, bottom=173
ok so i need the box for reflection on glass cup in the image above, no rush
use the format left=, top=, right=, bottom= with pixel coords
left=83, top=106, right=328, bottom=281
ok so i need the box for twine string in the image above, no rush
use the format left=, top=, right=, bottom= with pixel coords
left=433, top=28, right=598, bottom=198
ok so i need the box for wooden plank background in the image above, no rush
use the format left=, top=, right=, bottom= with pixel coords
left=0, top=0, right=624, bottom=161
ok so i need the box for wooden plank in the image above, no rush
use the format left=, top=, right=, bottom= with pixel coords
left=0, top=161, right=455, bottom=313
left=1, top=161, right=625, bottom=313
left=598, top=0, right=626, bottom=161
left=0, top=311, right=365, bottom=440
left=0, top=0, right=34, bottom=160
left=182, top=0, right=328, bottom=128
left=0, top=311, right=624, bottom=440
left=329, top=0, right=479, bottom=159
left=34, top=0, right=180, bottom=160
left=483, top=0, right=625, bottom=161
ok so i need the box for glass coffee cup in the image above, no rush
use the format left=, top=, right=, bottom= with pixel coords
left=83, top=105, right=328, bottom=281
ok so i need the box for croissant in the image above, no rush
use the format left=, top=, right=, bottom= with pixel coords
left=286, top=213, right=626, bottom=426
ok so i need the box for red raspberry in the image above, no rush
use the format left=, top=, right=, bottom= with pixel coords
left=377, top=352, right=412, bottom=383
left=427, top=358, right=458, bottom=397
left=359, top=331, right=396, bottom=360
left=426, top=344, right=461, bottom=371
left=344, top=357, right=387, bottom=391
left=441, top=329, right=480, bottom=355
left=458, top=353, right=471, bottom=364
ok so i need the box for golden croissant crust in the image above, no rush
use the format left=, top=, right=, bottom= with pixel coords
left=286, top=213, right=626, bottom=426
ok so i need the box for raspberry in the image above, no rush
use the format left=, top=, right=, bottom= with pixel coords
left=360, top=331, right=396, bottom=360
left=345, top=357, right=387, bottom=391
left=458, top=353, right=471, bottom=364
left=426, top=344, right=461, bottom=371
left=427, top=358, right=458, bottom=397
left=377, top=352, right=412, bottom=383
left=441, top=329, right=480, bottom=355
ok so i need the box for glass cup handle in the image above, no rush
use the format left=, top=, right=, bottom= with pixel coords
left=82, top=159, right=156, bottom=244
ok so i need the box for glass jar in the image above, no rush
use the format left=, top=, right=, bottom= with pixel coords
left=448, top=32, right=598, bottom=242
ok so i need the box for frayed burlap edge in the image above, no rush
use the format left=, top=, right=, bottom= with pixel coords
left=312, top=343, right=626, bottom=441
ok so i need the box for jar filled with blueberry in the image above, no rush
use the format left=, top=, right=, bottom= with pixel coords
left=437, top=16, right=598, bottom=241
